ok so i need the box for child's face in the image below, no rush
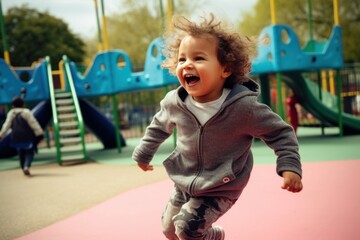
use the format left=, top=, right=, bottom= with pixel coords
left=176, top=35, right=231, bottom=103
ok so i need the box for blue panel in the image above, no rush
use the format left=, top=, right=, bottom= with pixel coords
left=0, top=59, right=50, bottom=105
left=142, top=38, right=178, bottom=88
left=70, top=38, right=178, bottom=97
left=251, top=24, right=344, bottom=74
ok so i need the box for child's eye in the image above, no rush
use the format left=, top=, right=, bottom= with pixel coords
left=195, top=57, right=205, bottom=61
left=178, top=57, right=186, bottom=63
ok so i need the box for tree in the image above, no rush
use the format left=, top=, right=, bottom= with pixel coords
left=238, top=0, right=360, bottom=63
left=107, top=4, right=163, bottom=70
left=0, top=5, right=86, bottom=68
left=85, top=0, right=201, bottom=70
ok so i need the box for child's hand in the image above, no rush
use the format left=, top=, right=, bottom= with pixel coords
left=137, top=162, right=154, bottom=171
left=281, top=171, right=303, bottom=193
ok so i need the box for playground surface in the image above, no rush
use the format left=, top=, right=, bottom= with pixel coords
left=0, top=127, right=360, bottom=240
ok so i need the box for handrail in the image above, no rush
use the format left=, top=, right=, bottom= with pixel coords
left=62, top=55, right=88, bottom=161
left=45, top=56, right=62, bottom=164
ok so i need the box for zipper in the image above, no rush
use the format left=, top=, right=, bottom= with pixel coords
left=177, top=99, right=228, bottom=195
left=177, top=103, right=203, bottom=195
left=188, top=125, right=204, bottom=195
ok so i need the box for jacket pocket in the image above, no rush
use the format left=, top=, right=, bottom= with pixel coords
left=163, top=149, right=184, bottom=177
left=204, top=163, right=236, bottom=189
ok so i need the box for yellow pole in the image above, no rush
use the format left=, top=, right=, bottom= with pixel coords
left=100, top=0, right=110, bottom=51
left=321, top=70, right=328, bottom=91
left=333, top=0, right=340, bottom=25
left=167, top=0, right=173, bottom=32
left=270, top=0, right=277, bottom=24
left=4, top=51, right=10, bottom=65
left=58, top=60, right=65, bottom=90
left=93, top=0, right=104, bottom=52
left=269, top=0, right=284, bottom=118
left=101, top=17, right=110, bottom=51
left=329, top=70, right=335, bottom=94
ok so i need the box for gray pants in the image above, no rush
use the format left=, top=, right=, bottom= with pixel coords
left=162, top=187, right=236, bottom=240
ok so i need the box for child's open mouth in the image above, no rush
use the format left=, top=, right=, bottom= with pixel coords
left=184, top=74, right=200, bottom=85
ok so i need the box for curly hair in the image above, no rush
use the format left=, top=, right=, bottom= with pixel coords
left=162, top=13, right=257, bottom=86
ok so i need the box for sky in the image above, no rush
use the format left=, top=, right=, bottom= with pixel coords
left=2, top=0, right=257, bottom=38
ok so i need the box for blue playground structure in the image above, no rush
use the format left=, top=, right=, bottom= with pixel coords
left=0, top=60, right=50, bottom=104
left=70, top=38, right=177, bottom=97
left=0, top=37, right=177, bottom=161
left=251, top=25, right=344, bottom=73
left=251, top=23, right=360, bottom=134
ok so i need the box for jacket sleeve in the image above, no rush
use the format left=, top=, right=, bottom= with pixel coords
left=23, top=110, right=44, bottom=136
left=132, top=93, right=176, bottom=164
left=0, top=110, right=15, bottom=138
left=245, top=97, right=302, bottom=178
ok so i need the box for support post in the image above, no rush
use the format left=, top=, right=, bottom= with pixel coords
left=112, top=95, right=122, bottom=152
left=276, top=72, right=284, bottom=119
left=335, top=69, right=343, bottom=136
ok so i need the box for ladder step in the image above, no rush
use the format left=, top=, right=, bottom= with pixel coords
left=60, top=129, right=80, bottom=136
left=61, top=154, right=85, bottom=162
left=55, top=92, right=71, bottom=98
left=58, top=113, right=76, bottom=120
left=58, top=106, right=75, bottom=112
left=56, top=99, right=73, bottom=105
left=61, top=145, right=83, bottom=152
left=59, top=121, right=78, bottom=128
left=60, top=137, right=82, bottom=144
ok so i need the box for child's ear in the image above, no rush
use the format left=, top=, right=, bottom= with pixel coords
left=221, top=67, right=232, bottom=79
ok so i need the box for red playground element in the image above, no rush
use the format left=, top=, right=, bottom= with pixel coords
left=286, top=94, right=299, bottom=133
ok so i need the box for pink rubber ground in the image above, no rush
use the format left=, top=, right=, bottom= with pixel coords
left=18, top=160, right=360, bottom=240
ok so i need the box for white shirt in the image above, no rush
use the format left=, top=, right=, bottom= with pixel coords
left=185, top=89, right=231, bottom=125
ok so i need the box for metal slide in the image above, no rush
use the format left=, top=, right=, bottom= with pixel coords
left=280, top=72, right=360, bottom=134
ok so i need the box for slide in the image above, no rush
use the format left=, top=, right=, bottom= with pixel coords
left=0, top=101, right=52, bottom=158
left=281, top=72, right=360, bottom=134
left=79, top=98, right=126, bottom=148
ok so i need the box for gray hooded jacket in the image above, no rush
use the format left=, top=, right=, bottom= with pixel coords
left=132, top=80, right=302, bottom=200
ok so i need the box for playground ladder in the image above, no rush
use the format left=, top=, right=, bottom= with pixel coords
left=46, top=56, right=87, bottom=165
left=53, top=91, right=87, bottom=164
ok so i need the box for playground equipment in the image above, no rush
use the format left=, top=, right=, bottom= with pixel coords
left=0, top=59, right=49, bottom=105
left=0, top=0, right=179, bottom=162
left=251, top=24, right=343, bottom=73
left=70, top=38, right=177, bottom=97
left=250, top=0, right=360, bottom=135
left=2, top=0, right=359, bottom=163
left=281, top=72, right=360, bottom=134
left=0, top=0, right=177, bottom=162
left=46, top=56, right=88, bottom=164
left=0, top=36, right=178, bottom=161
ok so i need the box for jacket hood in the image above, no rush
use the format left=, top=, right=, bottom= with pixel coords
left=226, top=78, right=259, bottom=101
